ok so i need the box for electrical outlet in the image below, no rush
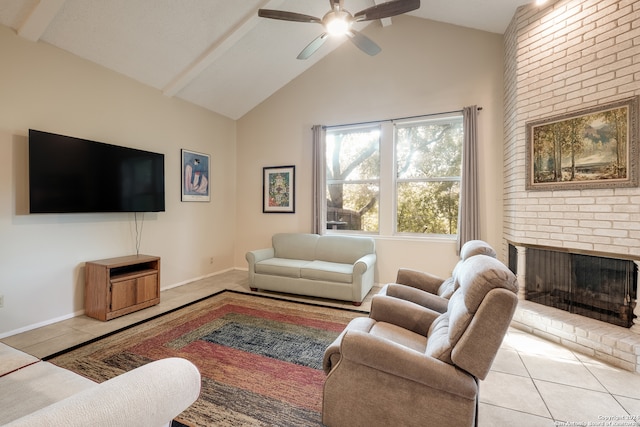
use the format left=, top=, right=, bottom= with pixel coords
left=209, top=257, right=214, bottom=265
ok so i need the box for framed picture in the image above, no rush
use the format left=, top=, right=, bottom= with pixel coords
left=263, top=165, right=295, bottom=213
left=526, top=96, right=638, bottom=190
left=181, top=149, right=210, bottom=202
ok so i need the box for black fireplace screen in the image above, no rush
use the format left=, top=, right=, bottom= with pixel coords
left=516, top=246, right=637, bottom=328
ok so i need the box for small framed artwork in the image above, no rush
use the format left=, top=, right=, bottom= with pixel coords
left=181, top=149, right=210, bottom=202
left=263, top=165, right=295, bottom=213
left=526, top=96, right=638, bottom=190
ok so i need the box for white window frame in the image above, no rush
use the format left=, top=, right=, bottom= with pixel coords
left=393, top=114, right=463, bottom=238
left=323, top=113, right=463, bottom=239
left=325, top=124, right=381, bottom=234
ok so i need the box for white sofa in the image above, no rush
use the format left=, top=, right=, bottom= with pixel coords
left=246, top=233, right=376, bottom=305
left=0, top=342, right=201, bottom=426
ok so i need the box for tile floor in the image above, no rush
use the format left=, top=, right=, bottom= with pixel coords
left=3, top=269, right=640, bottom=426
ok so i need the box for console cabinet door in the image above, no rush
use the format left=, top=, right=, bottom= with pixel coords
left=111, top=278, right=137, bottom=312
left=111, top=273, right=158, bottom=312
left=136, top=273, right=159, bottom=303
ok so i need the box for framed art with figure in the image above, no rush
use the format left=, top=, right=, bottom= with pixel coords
left=263, top=165, right=295, bottom=213
left=182, top=149, right=210, bottom=202
left=526, top=96, right=638, bottom=191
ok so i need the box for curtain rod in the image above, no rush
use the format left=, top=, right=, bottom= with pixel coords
left=322, top=106, right=483, bottom=130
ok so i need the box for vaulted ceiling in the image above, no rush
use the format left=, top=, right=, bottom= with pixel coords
left=0, top=0, right=532, bottom=120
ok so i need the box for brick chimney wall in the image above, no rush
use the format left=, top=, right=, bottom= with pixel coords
left=503, top=0, right=640, bottom=256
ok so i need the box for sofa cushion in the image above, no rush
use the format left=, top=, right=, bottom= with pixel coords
left=301, top=261, right=353, bottom=283
left=437, top=241, right=496, bottom=299
left=424, top=311, right=453, bottom=363
left=315, top=235, right=375, bottom=264
left=370, top=322, right=428, bottom=353
left=272, top=233, right=319, bottom=260
left=425, top=255, right=517, bottom=364
left=0, top=343, right=39, bottom=377
left=460, top=240, right=496, bottom=260
left=255, top=258, right=310, bottom=278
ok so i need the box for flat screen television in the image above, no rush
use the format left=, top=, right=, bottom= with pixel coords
left=29, top=129, right=165, bottom=213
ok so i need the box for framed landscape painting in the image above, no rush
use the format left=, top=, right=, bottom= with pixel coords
left=182, top=149, right=210, bottom=202
left=263, top=165, right=295, bottom=213
left=526, top=96, right=638, bottom=190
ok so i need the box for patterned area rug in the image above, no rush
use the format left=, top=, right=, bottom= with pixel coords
left=49, top=291, right=365, bottom=426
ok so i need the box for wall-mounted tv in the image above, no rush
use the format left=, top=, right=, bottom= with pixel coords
left=29, top=129, right=165, bottom=213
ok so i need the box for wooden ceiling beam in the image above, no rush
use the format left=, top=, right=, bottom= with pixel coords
left=18, top=0, right=66, bottom=42
left=162, top=0, right=285, bottom=98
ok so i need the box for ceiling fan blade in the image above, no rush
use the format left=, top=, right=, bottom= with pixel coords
left=258, top=9, right=322, bottom=24
left=297, top=33, right=329, bottom=60
left=354, top=0, right=420, bottom=21
left=346, top=30, right=381, bottom=56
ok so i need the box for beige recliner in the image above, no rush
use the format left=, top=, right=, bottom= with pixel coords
left=378, top=239, right=497, bottom=313
left=322, top=255, right=518, bottom=427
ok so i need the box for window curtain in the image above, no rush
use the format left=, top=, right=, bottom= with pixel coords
left=312, top=125, right=326, bottom=234
left=457, top=106, right=479, bottom=254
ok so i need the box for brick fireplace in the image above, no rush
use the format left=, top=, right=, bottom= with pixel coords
left=503, top=0, right=640, bottom=371
left=508, top=243, right=640, bottom=372
left=516, top=245, right=637, bottom=328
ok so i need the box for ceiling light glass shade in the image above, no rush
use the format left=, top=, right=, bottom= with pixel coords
left=325, top=12, right=351, bottom=36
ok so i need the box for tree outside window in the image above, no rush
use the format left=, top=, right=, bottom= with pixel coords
left=395, top=116, right=463, bottom=235
left=323, top=114, right=463, bottom=237
left=325, top=126, right=380, bottom=232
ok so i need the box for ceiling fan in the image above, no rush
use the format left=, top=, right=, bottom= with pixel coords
left=258, top=0, right=420, bottom=60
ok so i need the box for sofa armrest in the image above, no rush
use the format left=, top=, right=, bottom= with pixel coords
left=337, top=329, right=477, bottom=400
left=350, top=253, right=377, bottom=303
left=246, top=248, right=274, bottom=266
left=323, top=317, right=375, bottom=374
left=396, top=268, right=445, bottom=294
left=245, top=248, right=274, bottom=285
left=353, top=253, right=376, bottom=274
left=369, top=295, right=440, bottom=336
left=6, top=358, right=201, bottom=427
left=383, top=284, right=449, bottom=313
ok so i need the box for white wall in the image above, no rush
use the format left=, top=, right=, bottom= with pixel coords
left=0, top=25, right=237, bottom=337
left=235, top=16, right=505, bottom=283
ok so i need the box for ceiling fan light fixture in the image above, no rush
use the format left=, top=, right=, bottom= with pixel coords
left=258, top=0, right=421, bottom=59
left=325, top=12, right=352, bottom=36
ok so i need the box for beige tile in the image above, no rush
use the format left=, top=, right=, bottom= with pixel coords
left=478, top=403, right=556, bottom=427
left=613, top=396, right=640, bottom=419
left=480, top=371, right=551, bottom=418
left=584, top=362, right=640, bottom=400
left=536, top=379, right=628, bottom=423
left=503, top=328, right=577, bottom=360
left=520, top=352, right=606, bottom=392
left=18, top=330, right=97, bottom=359
left=491, top=347, right=529, bottom=377
left=1, top=323, right=76, bottom=352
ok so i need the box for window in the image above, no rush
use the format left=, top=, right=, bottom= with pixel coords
left=323, top=113, right=463, bottom=237
left=325, top=125, right=380, bottom=232
left=395, top=116, right=463, bottom=235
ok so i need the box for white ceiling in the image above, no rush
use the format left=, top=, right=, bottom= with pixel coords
left=0, top=0, right=533, bottom=120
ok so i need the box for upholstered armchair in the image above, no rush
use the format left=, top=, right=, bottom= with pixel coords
left=322, top=255, right=518, bottom=427
left=378, top=239, right=497, bottom=313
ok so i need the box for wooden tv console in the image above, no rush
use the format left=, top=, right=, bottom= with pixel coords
left=85, top=254, right=160, bottom=321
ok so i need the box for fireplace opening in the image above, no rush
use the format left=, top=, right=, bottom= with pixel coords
left=510, top=245, right=637, bottom=328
